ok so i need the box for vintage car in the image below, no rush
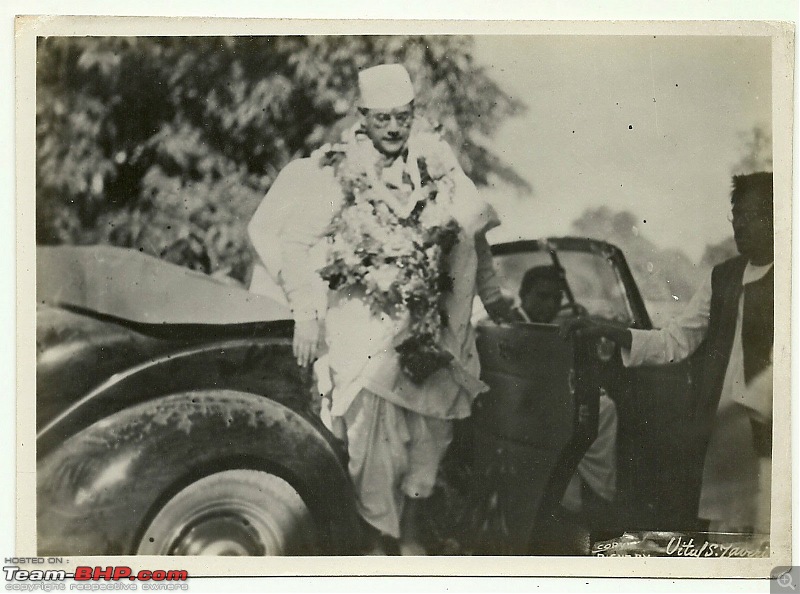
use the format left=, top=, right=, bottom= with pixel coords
left=35, top=238, right=703, bottom=556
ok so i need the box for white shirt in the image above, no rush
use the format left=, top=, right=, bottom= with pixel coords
left=621, top=261, right=773, bottom=530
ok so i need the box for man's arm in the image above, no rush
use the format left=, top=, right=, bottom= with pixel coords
left=474, top=231, right=514, bottom=323
left=435, top=137, right=511, bottom=324
left=564, top=273, right=712, bottom=367
left=566, top=317, right=633, bottom=350
left=248, top=159, right=339, bottom=366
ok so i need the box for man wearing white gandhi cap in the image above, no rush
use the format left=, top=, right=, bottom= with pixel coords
left=248, top=63, right=510, bottom=554
left=358, top=63, right=415, bottom=108
left=356, top=64, right=417, bottom=159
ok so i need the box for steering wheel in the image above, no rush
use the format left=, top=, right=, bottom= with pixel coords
left=549, top=301, right=588, bottom=325
left=558, top=301, right=588, bottom=317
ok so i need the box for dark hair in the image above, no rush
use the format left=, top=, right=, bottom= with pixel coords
left=519, top=265, right=563, bottom=299
left=731, top=171, right=773, bottom=217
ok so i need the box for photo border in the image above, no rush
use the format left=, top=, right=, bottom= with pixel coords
left=13, top=14, right=795, bottom=581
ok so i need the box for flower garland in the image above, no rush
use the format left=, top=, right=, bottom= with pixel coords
left=316, top=124, right=461, bottom=384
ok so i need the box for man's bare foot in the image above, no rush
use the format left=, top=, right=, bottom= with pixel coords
left=398, top=538, right=426, bottom=556
left=364, top=538, right=387, bottom=555
left=360, top=522, right=390, bottom=556
left=399, top=496, right=428, bottom=555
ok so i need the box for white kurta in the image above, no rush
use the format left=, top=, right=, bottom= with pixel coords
left=251, top=144, right=502, bottom=421
left=621, top=262, right=773, bottom=530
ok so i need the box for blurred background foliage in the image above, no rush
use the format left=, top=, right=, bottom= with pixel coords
left=36, top=35, right=768, bottom=317
left=37, top=36, right=526, bottom=284
left=566, top=121, right=770, bottom=326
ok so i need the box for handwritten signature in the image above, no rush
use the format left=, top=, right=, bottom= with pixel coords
left=593, top=535, right=768, bottom=558
left=664, top=536, right=765, bottom=558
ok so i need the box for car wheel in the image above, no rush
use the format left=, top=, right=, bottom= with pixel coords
left=38, top=390, right=361, bottom=556
left=136, top=469, right=317, bottom=555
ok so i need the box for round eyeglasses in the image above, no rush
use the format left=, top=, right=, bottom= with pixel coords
left=367, top=109, right=414, bottom=128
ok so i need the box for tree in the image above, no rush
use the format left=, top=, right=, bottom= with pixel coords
left=36, top=36, right=527, bottom=283
left=570, top=206, right=702, bottom=305
left=701, top=237, right=738, bottom=268
left=732, top=124, right=772, bottom=176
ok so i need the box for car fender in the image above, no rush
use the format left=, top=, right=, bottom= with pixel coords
left=37, top=338, right=323, bottom=458
left=37, top=390, right=360, bottom=555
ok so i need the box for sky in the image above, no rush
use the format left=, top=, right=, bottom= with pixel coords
left=473, top=35, right=772, bottom=262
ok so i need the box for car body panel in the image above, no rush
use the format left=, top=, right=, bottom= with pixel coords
left=474, top=324, right=575, bottom=447
left=37, top=245, right=291, bottom=326
left=489, top=237, right=701, bottom=533
left=617, top=349, right=705, bottom=529
left=36, top=247, right=358, bottom=555
left=37, top=332, right=310, bottom=458
left=36, top=246, right=299, bottom=452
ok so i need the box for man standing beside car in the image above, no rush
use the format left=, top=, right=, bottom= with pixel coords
left=565, top=171, right=774, bottom=534
left=248, top=64, right=510, bottom=555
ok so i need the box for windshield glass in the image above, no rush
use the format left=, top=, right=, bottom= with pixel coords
left=492, top=249, right=635, bottom=324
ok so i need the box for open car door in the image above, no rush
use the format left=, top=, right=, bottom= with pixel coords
left=470, top=322, right=600, bottom=554
left=482, top=238, right=705, bottom=544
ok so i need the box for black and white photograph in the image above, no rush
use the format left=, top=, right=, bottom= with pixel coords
left=11, top=12, right=794, bottom=586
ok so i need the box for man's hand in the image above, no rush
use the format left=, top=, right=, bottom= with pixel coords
left=560, top=315, right=633, bottom=350
left=484, top=296, right=514, bottom=324
left=293, top=319, right=323, bottom=368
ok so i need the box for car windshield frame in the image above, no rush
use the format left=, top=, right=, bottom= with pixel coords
left=490, top=237, right=653, bottom=330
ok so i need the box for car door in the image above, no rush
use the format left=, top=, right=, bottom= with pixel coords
left=471, top=322, right=600, bottom=554
left=486, top=238, right=704, bottom=536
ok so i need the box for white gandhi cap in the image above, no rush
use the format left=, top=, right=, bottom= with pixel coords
left=358, top=64, right=415, bottom=110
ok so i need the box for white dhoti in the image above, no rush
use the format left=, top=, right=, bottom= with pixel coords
left=339, top=389, right=453, bottom=537
left=322, top=278, right=481, bottom=538
left=319, top=224, right=497, bottom=538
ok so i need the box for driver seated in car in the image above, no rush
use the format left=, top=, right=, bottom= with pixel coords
left=510, top=265, right=566, bottom=324
left=513, top=265, right=619, bottom=538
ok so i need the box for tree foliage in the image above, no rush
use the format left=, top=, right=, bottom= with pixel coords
left=732, top=125, right=772, bottom=177
left=700, top=237, right=738, bottom=268
left=37, top=36, right=526, bottom=282
left=570, top=206, right=703, bottom=305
